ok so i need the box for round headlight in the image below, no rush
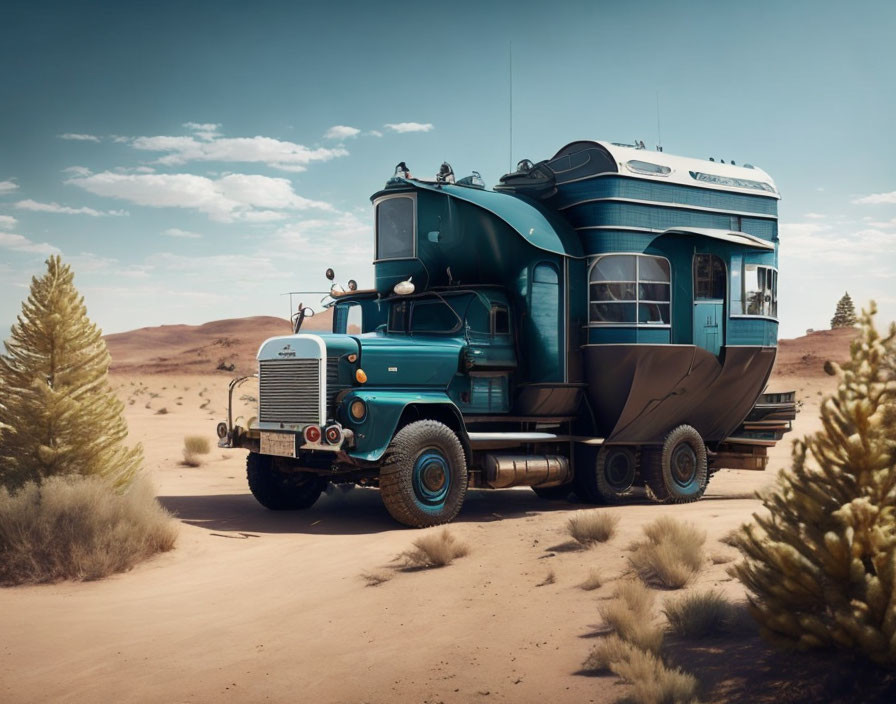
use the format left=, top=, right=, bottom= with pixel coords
left=350, top=399, right=366, bottom=420
left=304, top=425, right=321, bottom=444
left=216, top=422, right=228, bottom=439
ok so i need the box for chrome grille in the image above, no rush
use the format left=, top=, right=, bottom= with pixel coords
left=259, top=359, right=321, bottom=424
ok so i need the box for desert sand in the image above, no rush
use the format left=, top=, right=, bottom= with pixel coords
left=0, top=325, right=853, bottom=703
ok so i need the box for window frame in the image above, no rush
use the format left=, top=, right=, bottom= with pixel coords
left=490, top=304, right=511, bottom=336
left=587, top=253, right=672, bottom=328
left=732, top=263, right=779, bottom=321
left=692, top=253, right=727, bottom=302
left=373, top=193, right=417, bottom=262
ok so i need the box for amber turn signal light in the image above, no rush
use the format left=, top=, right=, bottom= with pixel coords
left=355, top=368, right=367, bottom=383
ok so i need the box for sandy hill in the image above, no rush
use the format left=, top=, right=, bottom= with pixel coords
left=104, top=311, right=333, bottom=375
left=771, top=327, right=857, bottom=378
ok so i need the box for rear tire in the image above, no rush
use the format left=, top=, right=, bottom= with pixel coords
left=595, top=446, right=638, bottom=503
left=247, top=452, right=325, bottom=510
left=644, top=425, right=708, bottom=504
left=379, top=420, right=468, bottom=528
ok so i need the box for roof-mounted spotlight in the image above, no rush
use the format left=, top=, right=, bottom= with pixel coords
left=325, top=268, right=335, bottom=280
left=393, top=278, right=415, bottom=296
left=394, top=161, right=411, bottom=178
left=436, top=162, right=455, bottom=185
left=347, top=279, right=358, bottom=291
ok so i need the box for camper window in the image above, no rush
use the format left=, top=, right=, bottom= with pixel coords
left=376, top=195, right=415, bottom=260
left=589, top=254, right=670, bottom=326
left=743, top=264, right=778, bottom=318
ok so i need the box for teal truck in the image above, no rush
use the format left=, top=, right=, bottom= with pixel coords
left=218, top=141, right=795, bottom=527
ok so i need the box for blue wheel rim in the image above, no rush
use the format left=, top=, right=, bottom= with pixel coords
left=671, top=444, right=698, bottom=489
left=412, top=449, right=451, bottom=510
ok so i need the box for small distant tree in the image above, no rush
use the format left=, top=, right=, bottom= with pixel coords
left=0, top=256, right=142, bottom=491
left=831, top=292, right=858, bottom=328
left=733, top=302, right=896, bottom=664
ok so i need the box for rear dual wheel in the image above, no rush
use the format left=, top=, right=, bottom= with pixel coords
left=643, top=425, right=708, bottom=503
left=574, top=445, right=638, bottom=504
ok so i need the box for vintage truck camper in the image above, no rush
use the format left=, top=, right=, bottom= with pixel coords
left=219, top=140, right=794, bottom=527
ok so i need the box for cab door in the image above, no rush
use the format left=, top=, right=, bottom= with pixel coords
left=693, top=254, right=726, bottom=356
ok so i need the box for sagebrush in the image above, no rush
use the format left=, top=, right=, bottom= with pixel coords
left=663, top=590, right=751, bottom=638
left=0, top=475, right=177, bottom=585
left=183, top=435, right=212, bottom=466
left=599, top=579, right=663, bottom=653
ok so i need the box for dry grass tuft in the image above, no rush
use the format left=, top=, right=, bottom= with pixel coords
left=182, top=435, right=212, bottom=467
left=582, top=634, right=640, bottom=673
left=579, top=569, right=603, bottom=591
left=720, top=527, right=743, bottom=548
left=360, top=570, right=392, bottom=587
left=398, top=529, right=469, bottom=569
left=663, top=590, right=745, bottom=638
left=629, top=517, right=706, bottom=589
left=536, top=569, right=556, bottom=587
left=155, top=407, right=168, bottom=415
left=611, top=645, right=699, bottom=704
left=599, top=579, right=663, bottom=653
left=0, top=475, right=177, bottom=585
left=567, top=511, right=619, bottom=546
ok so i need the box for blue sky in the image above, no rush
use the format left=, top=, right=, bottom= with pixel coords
left=1, top=0, right=894, bottom=338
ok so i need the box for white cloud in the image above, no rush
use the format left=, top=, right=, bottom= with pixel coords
left=0, top=180, right=19, bottom=194
left=867, top=217, right=896, bottom=229
left=129, top=128, right=348, bottom=172
left=183, top=122, right=222, bottom=140
left=15, top=199, right=128, bottom=217
left=853, top=191, right=896, bottom=205
left=0, top=215, right=17, bottom=229
left=384, top=122, right=434, bottom=133
left=779, top=221, right=895, bottom=265
left=324, top=125, right=361, bottom=140
left=366, top=130, right=383, bottom=138
left=804, top=212, right=826, bottom=219
left=67, top=171, right=334, bottom=223
left=62, top=166, right=92, bottom=177
left=0, top=233, right=60, bottom=255
left=59, top=133, right=101, bottom=142
left=163, top=228, right=202, bottom=239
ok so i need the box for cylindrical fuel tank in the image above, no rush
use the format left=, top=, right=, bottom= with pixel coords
left=483, top=454, right=571, bottom=489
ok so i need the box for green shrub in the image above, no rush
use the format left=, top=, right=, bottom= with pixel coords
left=733, top=304, right=896, bottom=664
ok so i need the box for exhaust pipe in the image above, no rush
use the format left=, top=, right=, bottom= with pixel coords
left=483, top=454, right=571, bottom=489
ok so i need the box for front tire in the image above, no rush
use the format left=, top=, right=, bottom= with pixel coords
left=644, top=425, right=708, bottom=503
left=379, top=420, right=468, bottom=528
left=247, top=452, right=326, bottom=510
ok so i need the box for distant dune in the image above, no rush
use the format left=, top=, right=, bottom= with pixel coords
left=105, top=313, right=857, bottom=378
left=772, top=327, right=857, bottom=378
left=104, top=311, right=333, bottom=375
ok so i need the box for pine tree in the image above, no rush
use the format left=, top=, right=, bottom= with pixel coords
left=831, top=292, right=858, bottom=328
left=0, top=256, right=142, bottom=491
left=733, top=302, right=896, bottom=663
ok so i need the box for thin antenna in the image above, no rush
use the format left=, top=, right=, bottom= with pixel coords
left=655, top=91, right=663, bottom=152
left=508, top=41, right=513, bottom=172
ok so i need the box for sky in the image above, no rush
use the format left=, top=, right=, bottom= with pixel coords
left=1, top=0, right=894, bottom=339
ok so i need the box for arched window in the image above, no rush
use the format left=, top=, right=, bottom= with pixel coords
left=589, top=254, right=670, bottom=326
